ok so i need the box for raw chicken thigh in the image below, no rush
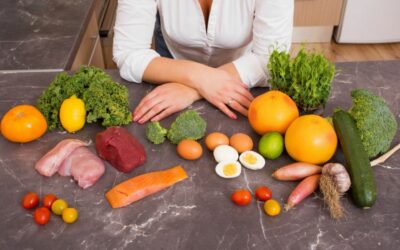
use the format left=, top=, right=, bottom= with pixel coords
left=58, top=147, right=105, bottom=189
left=35, top=139, right=104, bottom=188
left=35, top=139, right=88, bottom=177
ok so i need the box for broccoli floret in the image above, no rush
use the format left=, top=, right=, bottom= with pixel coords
left=167, top=110, right=207, bottom=144
left=348, top=89, right=398, bottom=159
left=146, top=121, right=168, bottom=144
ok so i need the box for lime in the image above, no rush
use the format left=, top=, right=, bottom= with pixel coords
left=258, top=132, right=284, bottom=160
left=59, top=95, right=86, bottom=133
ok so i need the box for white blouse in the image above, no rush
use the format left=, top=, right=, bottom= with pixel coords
left=113, top=0, right=294, bottom=88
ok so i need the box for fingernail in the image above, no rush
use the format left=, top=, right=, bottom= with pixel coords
left=231, top=114, right=237, bottom=120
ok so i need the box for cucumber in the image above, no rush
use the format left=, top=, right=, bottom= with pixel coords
left=333, top=110, right=377, bottom=208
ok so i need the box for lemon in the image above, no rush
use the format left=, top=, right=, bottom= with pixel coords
left=60, top=95, right=86, bottom=133
left=258, top=132, right=284, bottom=160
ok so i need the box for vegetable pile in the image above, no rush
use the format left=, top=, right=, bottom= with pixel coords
left=267, top=48, right=335, bottom=111
left=37, top=66, right=132, bottom=130
left=8, top=47, right=399, bottom=229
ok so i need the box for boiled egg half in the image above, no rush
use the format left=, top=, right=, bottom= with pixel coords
left=239, top=151, right=265, bottom=170
left=213, top=145, right=239, bottom=163
left=215, top=161, right=241, bottom=178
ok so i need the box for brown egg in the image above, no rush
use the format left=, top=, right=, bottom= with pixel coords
left=205, top=132, right=229, bottom=151
left=230, top=133, right=254, bottom=153
left=177, top=139, right=203, bottom=160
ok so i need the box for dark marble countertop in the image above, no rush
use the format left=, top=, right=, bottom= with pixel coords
left=0, top=61, right=400, bottom=250
left=0, top=0, right=95, bottom=71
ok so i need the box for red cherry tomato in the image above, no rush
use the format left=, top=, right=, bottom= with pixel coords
left=255, top=186, right=272, bottom=201
left=33, top=207, right=50, bottom=225
left=42, top=194, right=57, bottom=209
left=22, top=192, right=39, bottom=209
left=231, top=189, right=252, bottom=206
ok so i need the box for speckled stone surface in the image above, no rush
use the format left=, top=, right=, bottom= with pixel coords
left=0, top=61, right=399, bottom=250
left=0, top=0, right=95, bottom=71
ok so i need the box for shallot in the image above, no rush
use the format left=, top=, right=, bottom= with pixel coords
left=272, top=162, right=322, bottom=181
left=285, top=174, right=321, bottom=211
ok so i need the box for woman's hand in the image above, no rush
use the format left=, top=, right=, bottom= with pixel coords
left=133, top=83, right=201, bottom=124
left=189, top=66, right=254, bottom=119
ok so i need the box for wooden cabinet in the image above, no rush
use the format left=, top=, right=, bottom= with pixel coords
left=100, top=0, right=118, bottom=69
left=294, top=0, right=344, bottom=26
left=70, top=2, right=105, bottom=70
left=293, top=0, right=344, bottom=43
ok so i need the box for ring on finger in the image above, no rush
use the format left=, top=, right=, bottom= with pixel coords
left=227, top=99, right=234, bottom=107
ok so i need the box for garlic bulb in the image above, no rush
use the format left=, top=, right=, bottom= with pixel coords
left=322, top=163, right=351, bottom=193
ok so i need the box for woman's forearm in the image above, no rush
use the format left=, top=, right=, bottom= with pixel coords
left=142, top=57, right=208, bottom=89
left=218, top=63, right=242, bottom=82
left=142, top=57, right=244, bottom=89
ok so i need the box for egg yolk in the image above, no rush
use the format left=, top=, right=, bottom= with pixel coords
left=223, top=163, right=238, bottom=177
left=243, top=153, right=257, bottom=164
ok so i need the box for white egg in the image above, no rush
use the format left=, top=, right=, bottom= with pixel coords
left=239, top=151, right=265, bottom=170
left=215, top=161, right=241, bottom=179
left=213, top=145, right=239, bottom=163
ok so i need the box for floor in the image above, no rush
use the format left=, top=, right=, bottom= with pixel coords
left=291, top=41, right=400, bottom=62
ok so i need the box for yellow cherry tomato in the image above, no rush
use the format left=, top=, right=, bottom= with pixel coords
left=62, top=208, right=78, bottom=223
left=51, top=199, right=68, bottom=215
left=263, top=199, right=281, bottom=216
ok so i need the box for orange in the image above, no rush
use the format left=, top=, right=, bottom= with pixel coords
left=248, top=90, right=299, bottom=135
left=1, top=104, right=47, bottom=143
left=285, top=115, right=337, bottom=164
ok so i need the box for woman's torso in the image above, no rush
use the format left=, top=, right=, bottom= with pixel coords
left=156, top=0, right=256, bottom=67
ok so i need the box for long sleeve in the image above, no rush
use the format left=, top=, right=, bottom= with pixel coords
left=232, top=0, right=294, bottom=88
left=113, top=0, right=160, bottom=83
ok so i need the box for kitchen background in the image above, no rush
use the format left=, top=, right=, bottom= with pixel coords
left=1, top=0, right=400, bottom=72
left=97, top=0, right=400, bottom=70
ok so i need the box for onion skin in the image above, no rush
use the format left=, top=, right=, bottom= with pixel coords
left=272, top=162, right=322, bottom=181
left=285, top=174, right=321, bottom=211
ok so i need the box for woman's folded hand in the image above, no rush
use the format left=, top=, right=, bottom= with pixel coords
left=133, top=83, right=201, bottom=124
left=189, top=66, right=254, bottom=119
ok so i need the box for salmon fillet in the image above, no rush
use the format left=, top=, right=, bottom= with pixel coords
left=105, top=165, right=188, bottom=208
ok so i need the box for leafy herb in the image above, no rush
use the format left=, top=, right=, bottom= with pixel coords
left=37, top=66, right=131, bottom=130
left=267, top=48, right=335, bottom=111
